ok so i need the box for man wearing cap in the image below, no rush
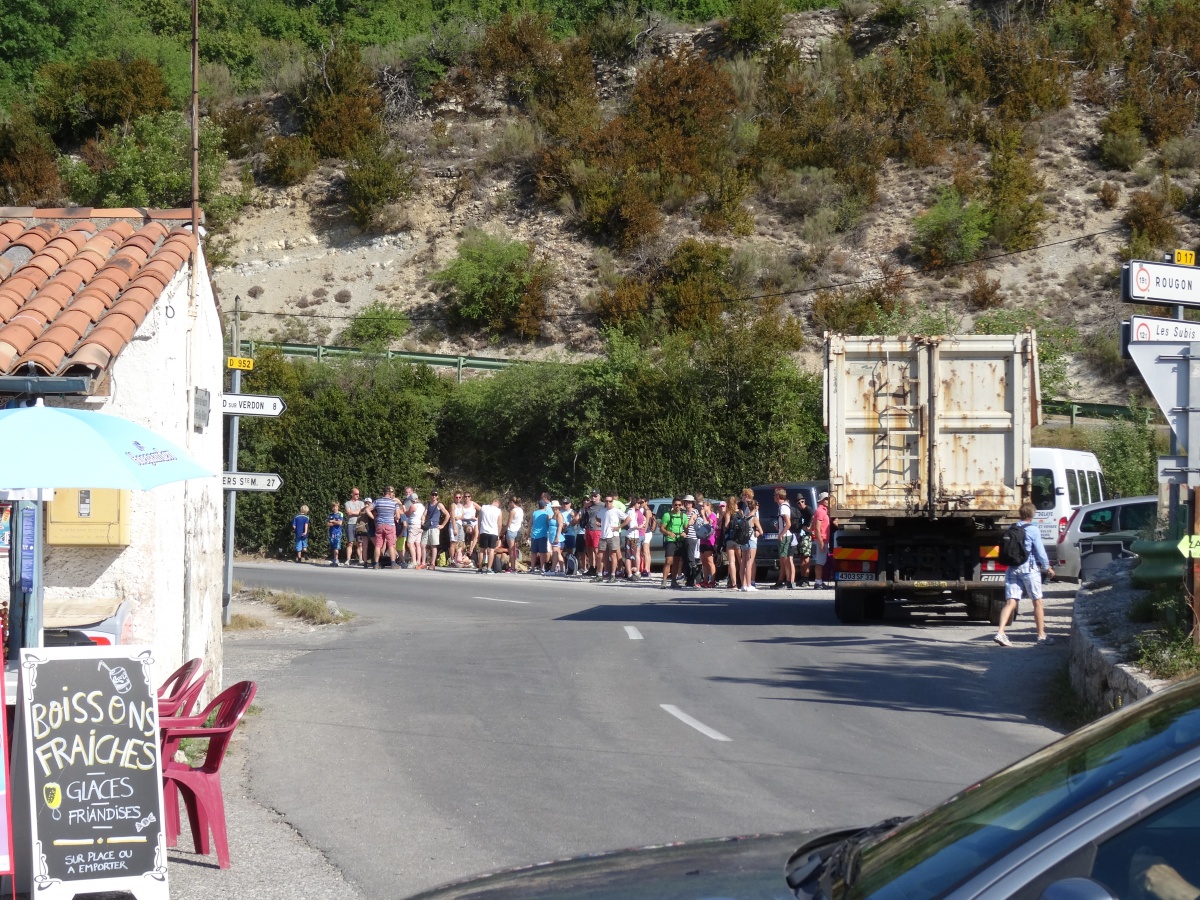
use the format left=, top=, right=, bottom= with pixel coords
left=812, top=491, right=832, bottom=589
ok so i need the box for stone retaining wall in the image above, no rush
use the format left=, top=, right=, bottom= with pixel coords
left=1069, top=562, right=1170, bottom=712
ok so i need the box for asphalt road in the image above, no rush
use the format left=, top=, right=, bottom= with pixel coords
left=231, top=561, right=1074, bottom=898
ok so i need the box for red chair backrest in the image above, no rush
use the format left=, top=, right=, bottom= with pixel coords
left=159, top=669, right=210, bottom=718
left=194, top=681, right=257, bottom=773
left=158, top=658, right=201, bottom=700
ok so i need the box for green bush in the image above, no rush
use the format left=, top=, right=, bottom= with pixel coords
left=431, top=228, right=553, bottom=338
left=812, top=261, right=910, bottom=335
left=215, top=103, right=268, bottom=157
left=61, top=111, right=226, bottom=208
left=338, top=301, right=411, bottom=349
left=1124, top=187, right=1178, bottom=252
left=1089, top=403, right=1158, bottom=500
left=263, top=135, right=318, bottom=186
left=725, top=0, right=784, bottom=50
left=911, top=187, right=991, bottom=267
left=345, top=139, right=415, bottom=227
left=1100, top=130, right=1146, bottom=171
left=984, top=126, right=1046, bottom=252
left=581, top=5, right=641, bottom=62
left=34, top=57, right=174, bottom=141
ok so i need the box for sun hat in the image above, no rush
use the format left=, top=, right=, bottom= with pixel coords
left=818, top=491, right=830, bottom=502
left=365, top=497, right=374, bottom=503
left=551, top=500, right=561, bottom=508
left=684, top=494, right=695, bottom=502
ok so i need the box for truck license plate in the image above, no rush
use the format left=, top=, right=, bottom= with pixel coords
left=980, top=574, right=1005, bottom=582
left=835, top=572, right=875, bottom=581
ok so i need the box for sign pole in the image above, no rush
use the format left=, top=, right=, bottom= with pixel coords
left=222, top=297, right=241, bottom=628
left=1193, top=487, right=1200, bottom=646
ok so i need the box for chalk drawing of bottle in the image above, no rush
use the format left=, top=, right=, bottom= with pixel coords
left=43, top=783, right=61, bottom=820
left=98, top=661, right=132, bottom=694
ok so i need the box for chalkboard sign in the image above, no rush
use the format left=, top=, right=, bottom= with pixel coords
left=12, top=647, right=168, bottom=900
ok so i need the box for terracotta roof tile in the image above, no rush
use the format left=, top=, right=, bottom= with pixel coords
left=0, top=209, right=200, bottom=376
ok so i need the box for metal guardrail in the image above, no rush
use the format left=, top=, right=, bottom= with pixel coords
left=238, top=340, right=515, bottom=382
left=1042, top=400, right=1152, bottom=424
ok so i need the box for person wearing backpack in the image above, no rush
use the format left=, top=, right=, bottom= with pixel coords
left=994, top=501, right=1055, bottom=647
left=724, top=496, right=744, bottom=590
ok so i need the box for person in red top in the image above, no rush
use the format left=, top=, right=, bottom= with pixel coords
left=811, top=491, right=831, bottom=589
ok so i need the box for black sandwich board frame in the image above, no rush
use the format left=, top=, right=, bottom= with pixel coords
left=10, top=647, right=168, bottom=900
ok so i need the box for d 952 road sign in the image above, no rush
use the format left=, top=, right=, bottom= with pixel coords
left=222, top=472, right=283, bottom=492
left=227, top=356, right=254, bottom=371
left=221, top=394, right=287, bottom=416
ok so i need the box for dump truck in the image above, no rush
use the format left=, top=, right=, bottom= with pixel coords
left=824, top=332, right=1041, bottom=624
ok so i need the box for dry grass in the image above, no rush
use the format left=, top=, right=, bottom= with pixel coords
left=225, top=612, right=266, bottom=631
left=246, top=586, right=354, bottom=625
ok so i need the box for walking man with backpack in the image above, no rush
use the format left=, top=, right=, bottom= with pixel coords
left=994, top=501, right=1055, bottom=647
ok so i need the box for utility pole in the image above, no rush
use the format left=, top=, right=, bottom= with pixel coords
left=222, top=296, right=241, bottom=627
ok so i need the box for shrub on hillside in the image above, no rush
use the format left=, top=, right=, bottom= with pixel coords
left=431, top=229, right=553, bottom=338
left=215, top=104, right=268, bottom=157
left=911, top=188, right=991, bottom=267
left=263, top=135, right=318, bottom=186
left=295, top=39, right=383, bottom=159
left=976, top=19, right=1071, bottom=121
left=475, top=13, right=557, bottom=103
left=1100, top=130, right=1146, bottom=170
left=0, top=105, right=62, bottom=205
left=656, top=240, right=739, bottom=332
left=345, top=139, right=415, bottom=228
left=61, top=112, right=226, bottom=208
left=984, top=126, right=1046, bottom=251
left=338, top=301, right=410, bottom=349
left=34, top=57, right=174, bottom=141
left=581, top=5, right=642, bottom=62
left=725, top=0, right=784, bottom=50
left=812, top=260, right=910, bottom=335
left=1124, top=188, right=1178, bottom=251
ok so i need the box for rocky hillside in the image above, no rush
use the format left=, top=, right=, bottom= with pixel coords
left=210, top=5, right=1190, bottom=404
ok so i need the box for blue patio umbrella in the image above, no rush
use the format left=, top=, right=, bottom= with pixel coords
left=0, top=401, right=214, bottom=490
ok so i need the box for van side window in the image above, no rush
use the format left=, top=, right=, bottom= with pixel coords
left=1098, top=473, right=1108, bottom=501
left=1086, top=471, right=1102, bottom=504
left=1031, top=469, right=1055, bottom=511
left=1066, top=469, right=1080, bottom=506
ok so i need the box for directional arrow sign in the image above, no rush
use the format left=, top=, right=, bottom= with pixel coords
left=1178, top=534, right=1200, bottom=558
left=221, top=394, right=287, bottom=417
left=222, top=472, right=283, bottom=492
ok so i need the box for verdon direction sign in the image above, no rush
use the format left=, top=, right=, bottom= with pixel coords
left=222, top=472, right=283, bottom=492
left=1123, top=259, right=1200, bottom=307
left=1130, top=314, right=1200, bottom=343
left=221, top=394, right=286, bottom=417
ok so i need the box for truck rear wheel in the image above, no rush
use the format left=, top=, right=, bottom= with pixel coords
left=966, top=591, right=991, bottom=621
left=987, top=591, right=1008, bottom=627
left=834, top=588, right=865, bottom=624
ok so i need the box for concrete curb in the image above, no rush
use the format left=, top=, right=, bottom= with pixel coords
left=1069, top=561, right=1172, bottom=712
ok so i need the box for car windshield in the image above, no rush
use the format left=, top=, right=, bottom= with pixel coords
left=846, top=682, right=1200, bottom=900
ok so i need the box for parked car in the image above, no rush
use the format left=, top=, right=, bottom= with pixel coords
left=752, top=482, right=828, bottom=581
left=406, top=674, right=1200, bottom=899
left=1054, top=495, right=1158, bottom=581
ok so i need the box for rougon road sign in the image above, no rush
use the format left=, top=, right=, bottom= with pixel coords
left=222, top=472, right=283, bottom=491
left=220, top=394, right=287, bottom=417
left=1122, top=259, right=1200, bottom=307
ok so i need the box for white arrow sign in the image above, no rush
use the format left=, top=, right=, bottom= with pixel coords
left=1124, top=260, right=1200, bottom=306
left=1130, top=314, right=1200, bottom=343
left=221, top=394, right=286, bottom=417
left=222, top=472, right=283, bottom=491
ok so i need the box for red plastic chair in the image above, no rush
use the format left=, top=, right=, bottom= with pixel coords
left=157, top=658, right=201, bottom=702
left=160, top=680, right=257, bottom=868
left=159, top=669, right=209, bottom=718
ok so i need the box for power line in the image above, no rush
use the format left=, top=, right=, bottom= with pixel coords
left=221, top=220, right=1135, bottom=326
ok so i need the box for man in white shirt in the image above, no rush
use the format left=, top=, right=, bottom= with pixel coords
left=477, top=498, right=502, bottom=573
left=596, top=494, right=623, bottom=583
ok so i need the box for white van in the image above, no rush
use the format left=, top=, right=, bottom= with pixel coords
left=1029, top=447, right=1107, bottom=555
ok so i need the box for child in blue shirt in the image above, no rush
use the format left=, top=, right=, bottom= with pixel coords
left=292, top=505, right=310, bottom=562
left=327, top=501, right=344, bottom=567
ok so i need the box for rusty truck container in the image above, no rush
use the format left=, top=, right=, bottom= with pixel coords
left=825, top=333, right=1041, bottom=519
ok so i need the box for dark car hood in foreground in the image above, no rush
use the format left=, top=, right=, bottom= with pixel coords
left=403, top=831, right=833, bottom=900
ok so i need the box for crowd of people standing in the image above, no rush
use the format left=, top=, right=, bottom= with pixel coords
left=292, top=485, right=834, bottom=589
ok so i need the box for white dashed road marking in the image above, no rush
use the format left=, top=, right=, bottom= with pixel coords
left=472, top=596, right=530, bottom=604
left=659, top=704, right=731, bottom=741
left=624, top=626, right=643, bottom=640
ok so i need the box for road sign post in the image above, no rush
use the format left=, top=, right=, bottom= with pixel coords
left=220, top=394, right=286, bottom=417
left=221, top=472, right=283, bottom=492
